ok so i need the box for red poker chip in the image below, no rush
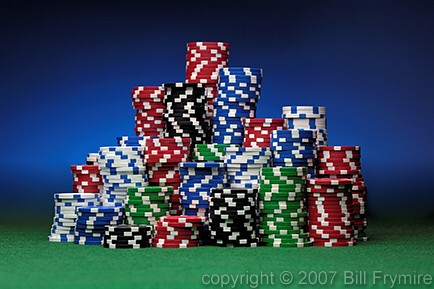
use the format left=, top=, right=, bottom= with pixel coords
left=306, top=188, right=349, bottom=194
left=309, top=229, right=354, bottom=237
left=309, top=224, right=353, bottom=231
left=308, top=211, right=352, bottom=218
left=312, top=239, right=356, bottom=247
left=153, top=233, right=200, bottom=240
left=154, top=231, right=200, bottom=238
left=307, top=207, right=352, bottom=215
left=152, top=238, right=199, bottom=244
left=309, top=232, right=353, bottom=240
left=307, top=178, right=353, bottom=186
left=152, top=242, right=199, bottom=248
left=156, top=221, right=202, bottom=228
left=309, top=217, right=353, bottom=224
left=317, top=169, right=361, bottom=175
left=160, top=216, right=206, bottom=224
left=309, top=220, right=353, bottom=227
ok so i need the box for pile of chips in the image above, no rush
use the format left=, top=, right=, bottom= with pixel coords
left=98, top=146, right=148, bottom=206
left=74, top=206, right=123, bottom=245
left=192, top=144, right=232, bottom=162
left=144, top=137, right=191, bottom=215
left=209, top=188, right=259, bottom=247
left=225, top=147, right=272, bottom=189
left=258, top=167, right=311, bottom=247
left=242, top=118, right=286, bottom=148
left=70, top=165, right=102, bottom=194
left=153, top=216, right=205, bottom=248
left=179, top=162, right=226, bottom=217
left=116, top=136, right=146, bottom=147
left=212, top=67, right=262, bottom=145
left=124, top=186, right=172, bottom=226
left=316, top=146, right=368, bottom=241
left=282, top=106, right=328, bottom=146
left=48, top=193, right=100, bottom=242
left=307, top=178, right=355, bottom=247
left=270, top=129, right=317, bottom=178
left=103, top=224, right=152, bottom=249
left=132, top=86, right=165, bottom=137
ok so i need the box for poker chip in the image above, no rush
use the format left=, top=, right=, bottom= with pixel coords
left=132, top=86, right=166, bottom=137
left=153, top=215, right=205, bottom=248
left=192, top=143, right=236, bottom=162
left=117, top=136, right=147, bottom=147
left=103, top=224, right=152, bottom=249
left=86, top=153, right=99, bottom=165
left=242, top=118, right=286, bottom=148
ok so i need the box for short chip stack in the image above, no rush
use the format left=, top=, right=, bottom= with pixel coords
left=271, top=129, right=317, bottom=178
left=163, top=83, right=210, bottom=148
left=192, top=144, right=233, bottom=162
left=316, top=146, right=368, bottom=241
left=132, top=86, right=166, bottom=137
left=212, top=67, right=262, bottom=145
left=209, top=188, right=259, bottom=247
left=225, top=147, right=272, bottom=189
left=153, top=216, right=205, bottom=248
left=242, top=118, right=286, bottom=148
left=70, top=165, right=103, bottom=194
left=98, top=146, right=148, bottom=206
left=282, top=106, right=327, bottom=146
left=307, top=178, right=355, bottom=247
left=144, top=137, right=191, bottom=215
left=258, top=167, right=311, bottom=247
left=124, top=186, right=172, bottom=226
left=117, top=136, right=146, bottom=147
left=74, top=206, right=123, bottom=245
left=178, top=162, right=226, bottom=217
left=103, top=224, right=152, bottom=249
left=48, top=193, right=100, bottom=242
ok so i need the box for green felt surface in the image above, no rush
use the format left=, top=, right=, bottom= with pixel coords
left=0, top=218, right=433, bottom=289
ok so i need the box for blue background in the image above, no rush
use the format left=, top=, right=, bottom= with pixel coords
left=1, top=0, right=433, bottom=223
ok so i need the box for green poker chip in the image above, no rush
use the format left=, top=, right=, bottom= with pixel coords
left=128, top=186, right=174, bottom=193
left=263, top=241, right=313, bottom=248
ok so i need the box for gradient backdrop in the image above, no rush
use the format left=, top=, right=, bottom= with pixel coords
left=1, top=0, right=433, bottom=224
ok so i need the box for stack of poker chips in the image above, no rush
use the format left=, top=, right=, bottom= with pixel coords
left=163, top=83, right=210, bottom=148
left=103, top=224, right=152, bottom=249
left=116, top=136, right=146, bottom=147
left=316, top=146, right=368, bottom=241
left=74, top=206, right=123, bottom=245
left=131, top=86, right=165, bottom=137
left=124, top=186, right=172, bottom=226
left=98, top=146, right=148, bottom=206
left=209, top=188, right=259, bottom=247
left=178, top=162, right=226, bottom=217
left=185, top=42, right=230, bottom=130
left=258, top=167, right=311, bottom=247
left=224, top=147, right=272, bottom=189
left=242, top=118, right=286, bottom=147
left=212, top=67, right=262, bottom=145
left=144, top=137, right=191, bottom=215
left=153, top=216, right=205, bottom=248
left=306, top=178, right=355, bottom=247
left=270, top=129, right=317, bottom=178
left=281, top=106, right=327, bottom=146
left=86, top=153, right=99, bottom=165
left=192, top=144, right=233, bottom=162
left=48, top=193, right=100, bottom=242
left=70, top=165, right=103, bottom=194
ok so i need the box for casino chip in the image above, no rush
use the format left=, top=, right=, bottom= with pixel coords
left=124, top=186, right=173, bottom=227
left=97, top=146, right=148, bottom=206
left=132, top=86, right=166, bottom=137
left=224, top=147, right=272, bottom=189
left=103, top=224, right=152, bottom=249
left=144, top=137, right=191, bottom=215
left=270, top=129, right=317, bottom=178
left=48, top=193, right=100, bottom=242
left=258, top=167, right=311, bottom=248
left=209, top=188, right=259, bottom=247
left=306, top=178, right=356, bottom=246
left=86, top=153, right=99, bottom=165
left=316, top=146, right=368, bottom=241
left=70, top=165, right=103, bottom=194
left=74, top=206, right=123, bottom=245
left=242, top=118, right=286, bottom=148
left=212, top=67, right=262, bottom=145
left=281, top=106, right=328, bottom=146
left=153, top=215, right=205, bottom=248
left=117, top=136, right=147, bottom=147
left=192, top=144, right=236, bottom=162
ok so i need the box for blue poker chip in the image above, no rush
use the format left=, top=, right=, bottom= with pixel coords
left=78, top=206, right=123, bottom=214
left=179, top=162, right=224, bottom=169
left=181, top=203, right=209, bottom=209
left=270, top=144, right=316, bottom=151
left=74, top=231, right=105, bottom=238
left=74, top=237, right=103, bottom=245
left=218, top=75, right=262, bottom=83
left=220, top=67, right=263, bottom=74
left=54, top=193, right=99, bottom=200
left=273, top=150, right=316, bottom=156
left=217, top=89, right=261, bottom=98
left=272, top=130, right=316, bottom=138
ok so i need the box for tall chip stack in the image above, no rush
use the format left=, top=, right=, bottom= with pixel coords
left=281, top=106, right=327, bottom=146
left=132, top=86, right=166, bottom=137
left=48, top=193, right=100, bottom=242
left=163, top=83, right=210, bottom=150
left=242, top=118, right=286, bottom=147
left=98, top=146, right=148, bottom=206
left=124, top=186, right=173, bottom=226
left=306, top=178, right=355, bottom=247
left=224, top=147, right=272, bottom=189
left=144, top=137, right=191, bottom=215
left=70, top=165, right=103, bottom=194
left=258, top=167, right=311, bottom=247
left=270, top=129, right=317, bottom=178
left=185, top=42, right=230, bottom=134
left=209, top=188, right=259, bottom=247
left=178, top=162, right=226, bottom=217
left=316, top=146, right=368, bottom=241
left=212, top=67, right=262, bottom=145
